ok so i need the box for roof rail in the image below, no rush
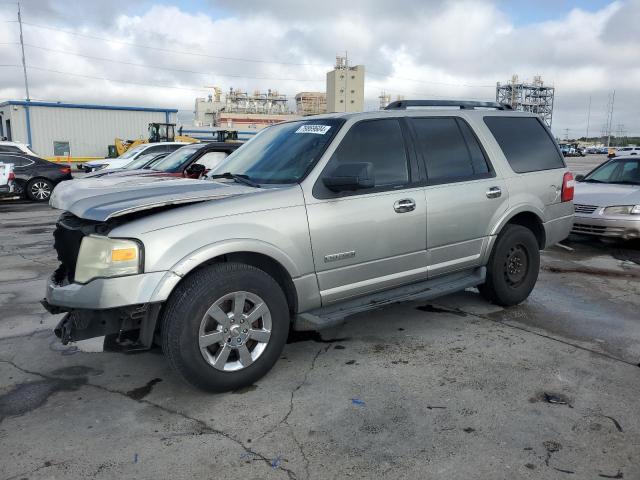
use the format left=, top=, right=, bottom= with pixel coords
left=384, top=100, right=512, bottom=110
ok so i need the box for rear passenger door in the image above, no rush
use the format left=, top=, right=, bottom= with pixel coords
left=408, top=117, right=508, bottom=277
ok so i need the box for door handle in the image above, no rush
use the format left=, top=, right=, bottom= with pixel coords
left=486, top=187, right=502, bottom=199
left=394, top=198, right=416, bottom=213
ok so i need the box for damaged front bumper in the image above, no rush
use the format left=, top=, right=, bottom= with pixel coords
left=42, top=301, right=161, bottom=350
left=43, top=271, right=176, bottom=350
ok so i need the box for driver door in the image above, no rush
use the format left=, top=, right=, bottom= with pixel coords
left=304, top=118, right=427, bottom=305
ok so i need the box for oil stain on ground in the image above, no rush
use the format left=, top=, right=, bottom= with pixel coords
left=287, top=330, right=349, bottom=344
left=126, top=378, right=162, bottom=401
left=0, top=377, right=87, bottom=421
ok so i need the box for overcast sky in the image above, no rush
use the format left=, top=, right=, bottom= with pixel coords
left=1, top=0, right=638, bottom=137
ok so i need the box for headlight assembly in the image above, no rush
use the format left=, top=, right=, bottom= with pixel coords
left=603, top=205, right=640, bottom=215
left=74, top=235, right=143, bottom=284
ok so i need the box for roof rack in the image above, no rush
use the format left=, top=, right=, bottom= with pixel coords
left=384, top=100, right=512, bottom=110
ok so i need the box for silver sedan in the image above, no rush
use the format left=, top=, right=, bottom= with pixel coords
left=573, top=156, right=640, bottom=240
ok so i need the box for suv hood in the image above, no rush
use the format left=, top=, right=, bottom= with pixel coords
left=50, top=175, right=257, bottom=221
left=574, top=182, right=640, bottom=207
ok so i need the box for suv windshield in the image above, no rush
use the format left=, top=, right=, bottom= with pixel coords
left=207, top=119, right=344, bottom=184
left=151, top=145, right=203, bottom=172
left=583, top=158, right=640, bottom=185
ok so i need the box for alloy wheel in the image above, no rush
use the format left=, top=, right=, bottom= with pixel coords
left=30, top=181, right=51, bottom=200
left=198, top=291, right=272, bottom=372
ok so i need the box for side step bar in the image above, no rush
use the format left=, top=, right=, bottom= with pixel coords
left=293, top=267, right=485, bottom=330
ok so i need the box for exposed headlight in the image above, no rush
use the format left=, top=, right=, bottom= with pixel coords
left=74, top=235, right=143, bottom=284
left=603, top=205, right=640, bottom=215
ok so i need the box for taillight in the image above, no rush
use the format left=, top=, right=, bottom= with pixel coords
left=8, top=172, right=15, bottom=181
left=59, top=166, right=71, bottom=174
left=561, top=172, right=574, bottom=202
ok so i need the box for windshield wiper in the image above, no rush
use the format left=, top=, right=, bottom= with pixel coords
left=581, top=178, right=603, bottom=183
left=209, top=172, right=261, bottom=188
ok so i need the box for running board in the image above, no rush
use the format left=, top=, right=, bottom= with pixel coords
left=293, top=267, right=485, bottom=331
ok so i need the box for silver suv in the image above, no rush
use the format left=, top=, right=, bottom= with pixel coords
left=43, top=100, right=574, bottom=392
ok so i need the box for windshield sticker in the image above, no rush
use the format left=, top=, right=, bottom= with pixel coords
left=295, top=125, right=331, bottom=135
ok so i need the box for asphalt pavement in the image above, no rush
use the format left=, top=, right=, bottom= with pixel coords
left=1, top=159, right=639, bottom=479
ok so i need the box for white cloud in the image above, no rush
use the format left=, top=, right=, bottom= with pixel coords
left=0, top=0, right=638, bottom=136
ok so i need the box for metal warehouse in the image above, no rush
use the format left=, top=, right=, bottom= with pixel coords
left=0, top=101, right=178, bottom=161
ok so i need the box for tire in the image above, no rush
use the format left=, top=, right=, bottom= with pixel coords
left=26, top=178, right=54, bottom=202
left=478, top=224, right=540, bottom=307
left=161, top=262, right=290, bottom=392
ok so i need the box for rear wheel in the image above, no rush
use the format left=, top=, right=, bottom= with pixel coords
left=161, top=262, right=289, bottom=392
left=479, top=224, right=540, bottom=306
left=26, top=178, right=53, bottom=202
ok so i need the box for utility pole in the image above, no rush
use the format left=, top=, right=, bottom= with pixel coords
left=17, top=2, right=30, bottom=101
left=606, top=90, right=615, bottom=148
left=585, top=96, right=591, bottom=142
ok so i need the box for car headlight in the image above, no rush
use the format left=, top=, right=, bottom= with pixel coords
left=74, top=235, right=143, bottom=284
left=603, top=205, right=640, bottom=215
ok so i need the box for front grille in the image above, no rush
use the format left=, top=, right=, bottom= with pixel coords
left=572, top=223, right=625, bottom=236
left=53, top=220, right=85, bottom=283
left=572, top=223, right=606, bottom=234
left=574, top=204, right=599, bottom=214
left=52, top=212, right=106, bottom=283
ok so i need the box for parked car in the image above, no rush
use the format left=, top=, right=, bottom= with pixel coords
left=43, top=100, right=574, bottom=392
left=148, top=141, right=242, bottom=178
left=80, top=142, right=189, bottom=172
left=572, top=156, right=640, bottom=239
left=82, top=153, right=169, bottom=179
left=0, top=153, right=72, bottom=201
left=0, top=140, right=38, bottom=156
left=0, top=161, right=15, bottom=197
left=614, top=146, right=640, bottom=157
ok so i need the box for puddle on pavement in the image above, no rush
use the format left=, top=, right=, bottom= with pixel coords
left=50, top=365, right=104, bottom=377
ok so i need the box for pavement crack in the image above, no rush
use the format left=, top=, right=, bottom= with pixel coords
left=0, top=359, right=298, bottom=479
left=3, top=460, right=68, bottom=480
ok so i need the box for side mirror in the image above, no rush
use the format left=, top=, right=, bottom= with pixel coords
left=185, top=163, right=206, bottom=177
left=323, top=162, right=375, bottom=192
left=575, top=174, right=585, bottom=182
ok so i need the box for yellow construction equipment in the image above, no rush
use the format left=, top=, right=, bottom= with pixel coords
left=113, top=123, right=199, bottom=157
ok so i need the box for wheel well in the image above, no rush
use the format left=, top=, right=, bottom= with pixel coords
left=505, top=212, right=545, bottom=248
left=184, top=252, right=298, bottom=316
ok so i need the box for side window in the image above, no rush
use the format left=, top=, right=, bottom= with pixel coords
left=327, top=119, right=409, bottom=187
left=484, top=116, right=565, bottom=173
left=410, top=117, right=489, bottom=183
left=196, top=151, right=229, bottom=170
left=145, top=145, right=168, bottom=154
left=6, top=156, right=28, bottom=167
left=0, top=146, right=21, bottom=153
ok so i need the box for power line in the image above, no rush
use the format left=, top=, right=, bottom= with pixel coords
left=16, top=20, right=329, bottom=68
left=21, top=43, right=324, bottom=83
left=367, top=69, right=495, bottom=88
left=26, top=65, right=211, bottom=93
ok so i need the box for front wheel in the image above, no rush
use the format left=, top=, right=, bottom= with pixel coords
left=479, top=224, right=540, bottom=307
left=161, top=262, right=290, bottom=392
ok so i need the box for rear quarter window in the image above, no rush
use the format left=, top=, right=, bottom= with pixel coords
left=484, top=116, right=565, bottom=173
